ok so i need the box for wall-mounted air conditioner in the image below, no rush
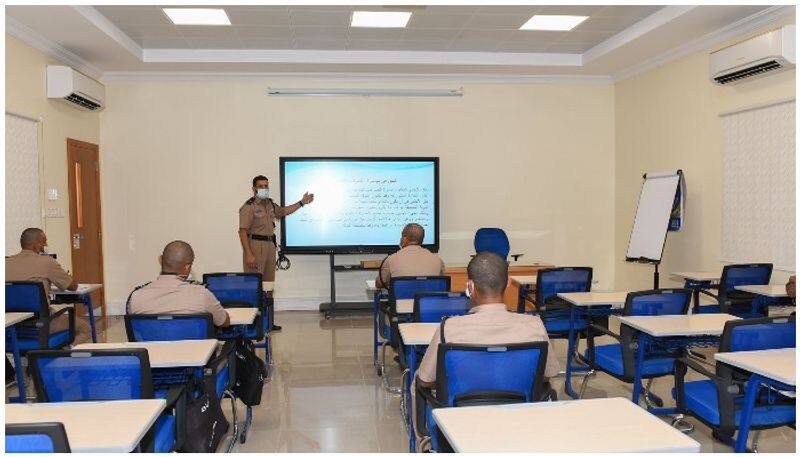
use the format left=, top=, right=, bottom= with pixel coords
left=710, top=24, right=795, bottom=85
left=46, top=65, right=105, bottom=111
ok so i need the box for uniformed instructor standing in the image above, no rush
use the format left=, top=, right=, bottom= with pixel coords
left=239, top=175, right=314, bottom=330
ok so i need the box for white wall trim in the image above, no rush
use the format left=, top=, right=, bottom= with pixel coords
left=101, top=71, right=613, bottom=85
left=583, top=5, right=697, bottom=64
left=142, top=48, right=582, bottom=67
left=71, top=5, right=143, bottom=61
left=718, top=97, right=796, bottom=117
left=612, top=5, right=796, bottom=83
left=6, top=16, right=103, bottom=80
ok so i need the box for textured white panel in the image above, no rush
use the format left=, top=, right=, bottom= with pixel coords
left=5, top=114, right=42, bottom=255
left=721, top=100, right=795, bottom=271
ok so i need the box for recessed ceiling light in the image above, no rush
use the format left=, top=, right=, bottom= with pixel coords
left=351, top=11, right=412, bottom=28
left=163, top=8, right=231, bottom=26
left=520, top=15, right=589, bottom=31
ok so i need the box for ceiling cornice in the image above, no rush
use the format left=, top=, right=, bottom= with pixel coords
left=101, top=71, right=614, bottom=85
left=612, top=5, right=796, bottom=83
left=5, top=15, right=103, bottom=80
left=71, top=5, right=143, bottom=60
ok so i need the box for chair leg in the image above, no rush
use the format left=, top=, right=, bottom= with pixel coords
left=380, top=343, right=402, bottom=394
left=578, top=369, right=595, bottom=399
left=400, top=368, right=410, bottom=421
left=670, top=414, right=695, bottom=433
left=417, top=436, right=431, bottom=453
left=225, top=391, right=239, bottom=453
left=751, top=429, right=762, bottom=453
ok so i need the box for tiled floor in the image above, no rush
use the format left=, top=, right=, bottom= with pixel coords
left=10, top=311, right=796, bottom=453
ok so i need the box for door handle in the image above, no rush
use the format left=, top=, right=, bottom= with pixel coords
left=72, top=233, right=82, bottom=249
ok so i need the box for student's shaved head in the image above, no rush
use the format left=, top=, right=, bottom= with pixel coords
left=161, top=240, right=195, bottom=273
left=468, top=252, right=508, bottom=295
left=20, top=228, right=44, bottom=249
left=402, top=223, right=425, bottom=245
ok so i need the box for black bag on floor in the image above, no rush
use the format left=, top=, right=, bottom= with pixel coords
left=182, top=376, right=229, bottom=452
left=233, top=339, right=267, bottom=406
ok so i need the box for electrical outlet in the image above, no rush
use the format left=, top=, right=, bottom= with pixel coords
left=44, top=208, right=66, bottom=218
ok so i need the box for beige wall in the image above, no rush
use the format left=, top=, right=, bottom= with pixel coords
left=5, top=35, right=100, bottom=270
left=614, top=21, right=796, bottom=292
left=99, top=80, right=616, bottom=312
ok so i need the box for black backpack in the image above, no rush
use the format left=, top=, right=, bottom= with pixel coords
left=233, top=339, right=267, bottom=406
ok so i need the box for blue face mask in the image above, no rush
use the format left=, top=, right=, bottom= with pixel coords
left=256, top=188, right=269, bottom=200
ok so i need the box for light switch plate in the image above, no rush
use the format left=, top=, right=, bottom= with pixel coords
left=47, top=188, right=58, bottom=201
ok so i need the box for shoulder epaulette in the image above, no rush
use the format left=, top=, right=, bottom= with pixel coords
left=245, top=197, right=256, bottom=204
left=125, top=281, right=152, bottom=314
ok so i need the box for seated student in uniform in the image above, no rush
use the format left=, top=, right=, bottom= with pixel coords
left=128, top=240, right=230, bottom=327
left=412, top=252, right=560, bottom=441
left=375, top=223, right=445, bottom=289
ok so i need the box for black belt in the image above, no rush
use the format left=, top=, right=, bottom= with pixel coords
left=248, top=234, right=276, bottom=243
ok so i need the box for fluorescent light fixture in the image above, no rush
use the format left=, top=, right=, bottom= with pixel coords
left=163, top=8, right=231, bottom=26
left=351, top=11, right=412, bottom=28
left=520, top=15, right=589, bottom=31
left=267, top=88, right=463, bottom=97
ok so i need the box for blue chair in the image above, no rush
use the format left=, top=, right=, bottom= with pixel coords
left=412, top=292, right=470, bottom=323
left=28, top=348, right=185, bottom=453
left=523, top=267, right=593, bottom=337
left=379, top=276, right=451, bottom=390
left=204, top=272, right=270, bottom=364
left=5, top=423, right=71, bottom=453
left=415, top=324, right=550, bottom=452
left=474, top=228, right=522, bottom=262
left=673, top=315, right=796, bottom=449
left=698, top=264, right=772, bottom=316
left=5, top=282, right=75, bottom=352
left=125, top=314, right=215, bottom=342
left=582, top=289, right=691, bottom=403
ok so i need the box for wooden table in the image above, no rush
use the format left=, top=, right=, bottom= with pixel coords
left=5, top=312, right=34, bottom=403
left=432, top=397, right=700, bottom=452
left=6, top=399, right=166, bottom=452
left=715, top=348, right=796, bottom=452
left=73, top=339, right=217, bottom=368
left=447, top=264, right=553, bottom=312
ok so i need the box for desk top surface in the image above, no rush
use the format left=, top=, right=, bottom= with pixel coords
left=715, top=348, right=796, bottom=386
left=366, top=279, right=381, bottom=291
left=6, top=399, right=166, bottom=453
left=395, top=299, right=414, bottom=314
left=510, top=276, right=600, bottom=287
left=735, top=284, right=790, bottom=298
left=557, top=291, right=628, bottom=307
left=671, top=271, right=720, bottom=282
left=398, top=322, right=438, bottom=346
left=432, top=397, right=700, bottom=453
left=5, top=312, right=34, bottom=327
left=226, top=307, right=258, bottom=326
left=73, top=339, right=217, bottom=368
left=51, top=283, right=102, bottom=295
left=618, top=314, right=739, bottom=337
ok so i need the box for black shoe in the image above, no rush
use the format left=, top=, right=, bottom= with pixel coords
left=271, top=324, right=282, bottom=332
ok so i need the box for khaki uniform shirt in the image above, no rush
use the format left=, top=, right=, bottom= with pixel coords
left=239, top=198, right=288, bottom=237
left=416, top=303, right=561, bottom=382
left=6, top=249, right=74, bottom=333
left=128, top=274, right=229, bottom=327
left=379, top=245, right=445, bottom=286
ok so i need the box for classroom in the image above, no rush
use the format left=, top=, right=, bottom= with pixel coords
left=3, top=1, right=796, bottom=454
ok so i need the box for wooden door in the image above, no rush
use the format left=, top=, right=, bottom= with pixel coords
left=66, top=138, right=105, bottom=321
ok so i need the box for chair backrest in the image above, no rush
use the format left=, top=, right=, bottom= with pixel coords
left=125, top=314, right=214, bottom=342
left=5, top=281, right=49, bottom=315
left=5, top=423, right=71, bottom=453
left=535, top=267, right=593, bottom=306
left=28, top=349, right=153, bottom=402
left=413, top=292, right=470, bottom=323
left=474, top=228, right=510, bottom=260
left=719, top=315, right=796, bottom=353
left=719, top=263, right=772, bottom=295
left=203, top=272, right=263, bottom=307
left=389, top=276, right=451, bottom=303
left=623, top=289, right=691, bottom=316
left=436, top=339, right=548, bottom=407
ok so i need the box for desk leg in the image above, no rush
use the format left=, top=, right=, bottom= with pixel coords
left=564, top=305, right=579, bottom=399
left=632, top=333, right=647, bottom=406
left=735, top=374, right=763, bottom=453
left=7, top=326, right=26, bottom=403
left=373, top=292, right=380, bottom=369
left=406, top=345, right=417, bottom=452
left=82, top=294, right=98, bottom=343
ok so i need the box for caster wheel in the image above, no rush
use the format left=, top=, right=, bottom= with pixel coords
left=376, top=366, right=383, bottom=376
left=240, top=434, right=247, bottom=444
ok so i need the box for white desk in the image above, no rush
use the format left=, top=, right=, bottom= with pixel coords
left=715, top=348, right=796, bottom=386
left=395, top=299, right=414, bottom=314
left=73, top=339, right=217, bottom=368
left=5, top=312, right=33, bottom=327
left=6, top=399, right=166, bottom=453
left=366, top=279, right=379, bottom=291
left=510, top=276, right=600, bottom=287
left=671, top=271, right=720, bottom=282
left=618, top=314, right=739, bottom=337
left=734, top=284, right=789, bottom=298
left=226, top=307, right=258, bottom=326
left=398, top=322, right=438, bottom=346
left=51, top=283, right=103, bottom=295
left=432, top=397, right=700, bottom=453
left=558, top=291, right=628, bottom=307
